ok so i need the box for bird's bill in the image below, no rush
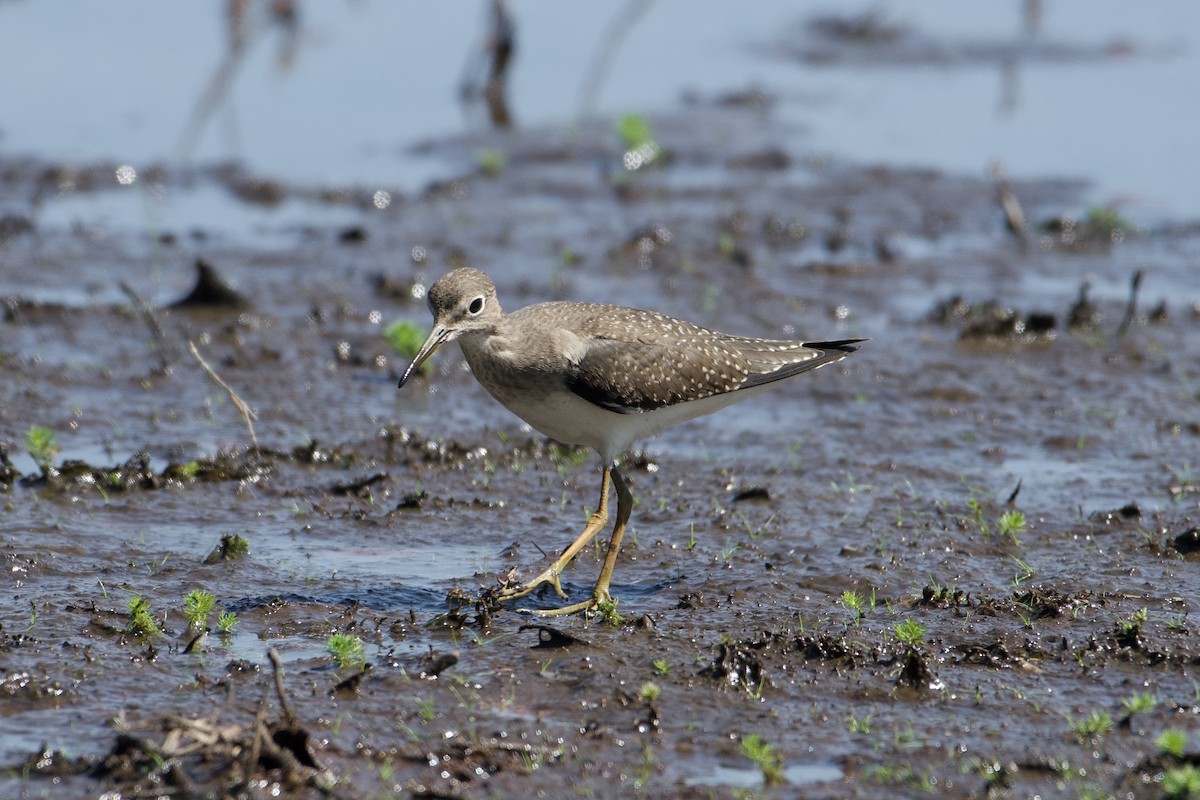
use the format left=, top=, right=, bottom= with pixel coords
left=397, top=324, right=450, bottom=388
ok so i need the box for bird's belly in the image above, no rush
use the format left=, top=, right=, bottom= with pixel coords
left=491, top=388, right=617, bottom=452
left=485, top=382, right=774, bottom=464
left=460, top=337, right=779, bottom=462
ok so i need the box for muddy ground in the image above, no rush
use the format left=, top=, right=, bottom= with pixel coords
left=3, top=73, right=1200, bottom=800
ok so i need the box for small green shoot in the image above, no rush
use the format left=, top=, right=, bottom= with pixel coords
left=549, top=443, right=589, bottom=475
left=864, top=763, right=925, bottom=789
left=893, top=723, right=922, bottom=750
left=1157, top=729, right=1188, bottom=759
left=638, top=682, right=661, bottom=702
left=840, top=589, right=875, bottom=623
left=384, top=320, right=427, bottom=365
left=734, top=510, right=775, bottom=541
left=615, top=113, right=662, bottom=170
left=184, top=589, right=216, bottom=630
left=595, top=599, right=623, bottom=627
left=326, top=633, right=366, bottom=670
left=893, top=618, right=926, bottom=649
left=846, top=712, right=872, bottom=734
left=126, top=595, right=162, bottom=638
left=997, top=510, right=1026, bottom=545
left=24, top=425, right=59, bottom=475
left=1011, top=557, right=1035, bottom=588
left=1085, top=205, right=1131, bottom=242
left=204, top=533, right=251, bottom=564
left=216, top=611, right=239, bottom=634
left=967, top=756, right=1007, bottom=788
left=740, top=733, right=783, bottom=785
left=1120, top=607, right=1149, bottom=637
left=717, top=233, right=737, bottom=259
left=633, top=744, right=656, bottom=791
left=652, top=658, right=670, bottom=676
left=617, top=113, right=654, bottom=150
left=1121, top=691, right=1157, bottom=716
left=1167, top=463, right=1195, bottom=502
left=966, top=495, right=987, bottom=532
left=1163, top=765, right=1200, bottom=798
left=1068, top=710, right=1112, bottom=742
left=476, top=149, right=506, bottom=177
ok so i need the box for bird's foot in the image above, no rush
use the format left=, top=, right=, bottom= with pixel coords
left=528, top=592, right=621, bottom=624
left=491, top=565, right=569, bottom=604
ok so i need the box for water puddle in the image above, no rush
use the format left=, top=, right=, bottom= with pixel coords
left=683, top=759, right=843, bottom=788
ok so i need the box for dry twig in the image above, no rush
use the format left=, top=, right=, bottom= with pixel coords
left=120, top=281, right=177, bottom=370
left=188, top=340, right=259, bottom=450
left=991, top=161, right=1027, bottom=242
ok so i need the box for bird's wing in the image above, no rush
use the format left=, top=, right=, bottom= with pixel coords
left=565, top=323, right=862, bottom=414
left=565, top=336, right=723, bottom=413
left=738, top=339, right=864, bottom=390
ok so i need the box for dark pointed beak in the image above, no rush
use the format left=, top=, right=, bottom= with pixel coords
left=397, top=324, right=451, bottom=389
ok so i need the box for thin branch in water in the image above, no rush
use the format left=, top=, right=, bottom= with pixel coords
left=458, top=0, right=516, bottom=128
left=1115, top=269, right=1143, bottom=341
left=188, top=340, right=259, bottom=451
left=120, top=281, right=178, bottom=371
left=268, top=647, right=296, bottom=725
left=576, top=0, right=656, bottom=119
left=991, top=161, right=1027, bottom=243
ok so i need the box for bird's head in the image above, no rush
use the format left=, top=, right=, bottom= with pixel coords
left=397, top=268, right=502, bottom=388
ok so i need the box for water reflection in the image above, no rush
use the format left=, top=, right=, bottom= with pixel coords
left=177, top=0, right=300, bottom=158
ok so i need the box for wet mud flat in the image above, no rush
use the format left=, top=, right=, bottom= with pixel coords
left=3, top=96, right=1200, bottom=797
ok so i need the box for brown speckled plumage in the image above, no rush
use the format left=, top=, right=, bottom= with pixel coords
left=549, top=303, right=845, bottom=413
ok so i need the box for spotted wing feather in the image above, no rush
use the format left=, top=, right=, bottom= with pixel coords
left=562, top=307, right=862, bottom=413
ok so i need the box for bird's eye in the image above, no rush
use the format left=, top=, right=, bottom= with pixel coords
left=468, top=296, right=485, bottom=315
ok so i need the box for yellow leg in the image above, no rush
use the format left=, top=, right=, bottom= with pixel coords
left=532, top=466, right=633, bottom=618
left=493, top=465, right=613, bottom=604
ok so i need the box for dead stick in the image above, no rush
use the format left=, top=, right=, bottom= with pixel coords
left=267, top=647, right=295, bottom=724
left=576, top=0, right=656, bottom=119
left=187, top=340, right=259, bottom=451
left=1115, top=269, right=1143, bottom=341
left=120, top=281, right=177, bottom=370
left=991, top=161, right=1027, bottom=241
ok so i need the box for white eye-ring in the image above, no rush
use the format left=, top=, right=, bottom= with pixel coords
left=468, top=296, right=485, bottom=315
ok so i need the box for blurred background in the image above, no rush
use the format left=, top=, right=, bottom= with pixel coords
left=1, top=0, right=1197, bottom=235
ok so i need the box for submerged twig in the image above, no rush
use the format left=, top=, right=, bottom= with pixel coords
left=188, top=340, right=259, bottom=451
left=576, top=0, right=656, bottom=119
left=267, top=647, right=296, bottom=725
left=458, top=0, right=515, bottom=128
left=120, top=281, right=177, bottom=370
left=991, top=161, right=1027, bottom=243
left=483, top=0, right=515, bottom=128
left=1115, top=269, right=1143, bottom=341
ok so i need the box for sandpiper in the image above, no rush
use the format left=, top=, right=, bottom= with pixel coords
left=399, top=267, right=862, bottom=616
